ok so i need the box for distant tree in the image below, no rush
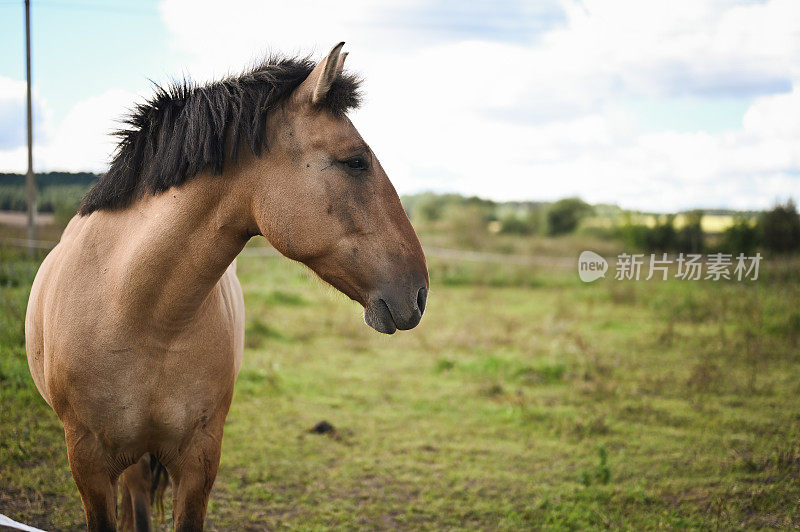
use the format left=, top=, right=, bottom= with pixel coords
left=404, top=193, right=497, bottom=224
left=616, top=212, right=705, bottom=253
left=547, top=198, right=592, bottom=236
left=720, top=217, right=759, bottom=255
left=417, top=195, right=445, bottom=222
left=463, top=195, right=497, bottom=211
left=676, top=210, right=704, bottom=253
left=443, top=203, right=495, bottom=249
left=644, top=215, right=678, bottom=251
left=759, top=200, right=800, bottom=254
left=0, top=171, right=97, bottom=187
left=498, top=209, right=542, bottom=235
left=616, top=220, right=649, bottom=251
left=53, top=197, right=81, bottom=226
left=0, top=172, right=97, bottom=212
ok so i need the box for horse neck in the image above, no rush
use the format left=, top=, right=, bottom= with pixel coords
left=116, top=173, right=251, bottom=331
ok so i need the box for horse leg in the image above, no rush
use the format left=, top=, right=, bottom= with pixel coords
left=64, top=424, right=119, bottom=532
left=169, top=430, right=223, bottom=532
left=119, top=455, right=154, bottom=532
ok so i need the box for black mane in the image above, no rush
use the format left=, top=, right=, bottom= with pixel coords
left=79, top=56, right=361, bottom=215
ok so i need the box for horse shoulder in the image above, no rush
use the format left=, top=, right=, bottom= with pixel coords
left=26, top=249, right=57, bottom=407
left=26, top=214, right=115, bottom=409
left=25, top=224, right=80, bottom=407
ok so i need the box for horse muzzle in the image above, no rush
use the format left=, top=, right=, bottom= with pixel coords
left=364, top=283, right=428, bottom=334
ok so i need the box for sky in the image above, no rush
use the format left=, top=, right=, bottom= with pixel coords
left=0, top=0, right=798, bottom=212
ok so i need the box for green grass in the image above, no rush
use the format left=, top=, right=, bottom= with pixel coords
left=1, top=241, right=800, bottom=530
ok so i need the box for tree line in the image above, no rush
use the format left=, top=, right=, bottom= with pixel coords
left=403, top=192, right=800, bottom=255
left=1, top=175, right=798, bottom=254
left=0, top=172, right=97, bottom=215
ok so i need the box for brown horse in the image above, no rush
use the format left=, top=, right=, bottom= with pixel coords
left=25, top=43, right=428, bottom=531
left=117, top=454, right=168, bottom=531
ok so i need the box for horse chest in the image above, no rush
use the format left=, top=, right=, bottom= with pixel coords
left=48, top=310, right=238, bottom=445
left=38, top=247, right=244, bottom=448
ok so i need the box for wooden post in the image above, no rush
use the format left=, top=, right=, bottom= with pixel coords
left=25, top=0, right=36, bottom=256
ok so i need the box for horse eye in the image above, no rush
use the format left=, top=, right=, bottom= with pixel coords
left=343, top=156, right=368, bottom=171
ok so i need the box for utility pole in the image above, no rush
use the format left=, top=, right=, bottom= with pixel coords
left=25, top=0, right=36, bottom=256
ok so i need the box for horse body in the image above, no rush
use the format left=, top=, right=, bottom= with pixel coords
left=25, top=43, right=428, bottom=531
left=27, top=179, right=245, bottom=451
left=27, top=177, right=247, bottom=530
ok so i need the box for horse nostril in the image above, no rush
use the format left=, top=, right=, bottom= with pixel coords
left=417, top=287, right=428, bottom=316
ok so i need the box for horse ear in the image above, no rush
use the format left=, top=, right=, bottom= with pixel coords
left=335, top=52, right=348, bottom=77
left=293, top=42, right=345, bottom=107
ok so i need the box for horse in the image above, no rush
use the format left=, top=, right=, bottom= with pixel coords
left=117, top=453, right=169, bottom=530
left=25, top=42, right=429, bottom=531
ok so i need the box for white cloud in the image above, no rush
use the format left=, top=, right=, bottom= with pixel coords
left=158, top=0, right=389, bottom=81
left=40, top=89, right=137, bottom=172
left=0, top=146, right=29, bottom=173
left=0, top=76, right=54, bottom=158
left=0, top=77, right=29, bottom=151
left=0, top=86, right=137, bottom=173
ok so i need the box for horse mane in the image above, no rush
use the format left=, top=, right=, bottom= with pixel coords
left=79, top=56, right=361, bottom=215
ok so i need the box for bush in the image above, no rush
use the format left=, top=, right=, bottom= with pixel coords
left=0, top=172, right=96, bottom=214
left=402, top=193, right=497, bottom=225
left=721, top=218, right=759, bottom=255
left=616, top=212, right=705, bottom=253
left=644, top=215, right=677, bottom=251
left=547, top=198, right=592, bottom=236
left=498, top=209, right=543, bottom=235
left=759, top=200, right=800, bottom=254
left=442, top=203, right=494, bottom=249
left=676, top=210, right=704, bottom=253
left=53, top=197, right=80, bottom=226
left=415, top=193, right=448, bottom=222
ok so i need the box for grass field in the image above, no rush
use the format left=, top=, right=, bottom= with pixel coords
left=2, top=232, right=800, bottom=530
